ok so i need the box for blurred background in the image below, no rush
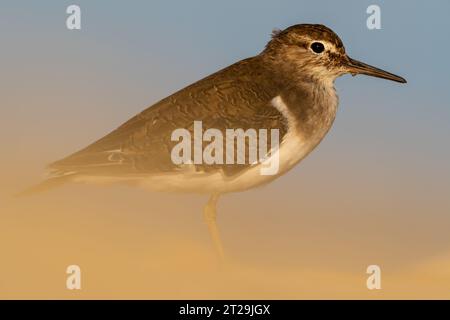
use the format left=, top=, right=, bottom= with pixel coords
left=0, top=0, right=449, bottom=299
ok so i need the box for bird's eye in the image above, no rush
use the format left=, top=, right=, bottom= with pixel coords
left=310, top=42, right=325, bottom=54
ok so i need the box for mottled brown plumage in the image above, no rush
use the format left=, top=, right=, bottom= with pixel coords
left=50, top=56, right=288, bottom=177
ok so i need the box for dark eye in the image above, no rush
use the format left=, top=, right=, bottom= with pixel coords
left=310, top=42, right=325, bottom=54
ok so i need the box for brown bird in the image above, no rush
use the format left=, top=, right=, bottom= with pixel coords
left=23, top=24, right=406, bottom=260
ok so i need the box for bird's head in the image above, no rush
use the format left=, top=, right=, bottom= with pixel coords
left=263, top=24, right=406, bottom=84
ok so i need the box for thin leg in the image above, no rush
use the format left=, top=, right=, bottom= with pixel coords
left=203, top=193, right=225, bottom=261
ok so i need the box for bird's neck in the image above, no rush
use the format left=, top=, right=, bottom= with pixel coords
left=279, top=78, right=339, bottom=144
left=258, top=54, right=339, bottom=142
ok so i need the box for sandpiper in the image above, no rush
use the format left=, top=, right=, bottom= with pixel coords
left=25, top=24, right=406, bottom=259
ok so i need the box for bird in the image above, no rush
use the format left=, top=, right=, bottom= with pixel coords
left=22, top=24, right=406, bottom=260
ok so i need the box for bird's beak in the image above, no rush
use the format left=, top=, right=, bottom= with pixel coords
left=345, top=56, right=407, bottom=83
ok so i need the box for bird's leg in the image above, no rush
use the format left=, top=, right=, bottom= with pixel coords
left=203, top=193, right=225, bottom=261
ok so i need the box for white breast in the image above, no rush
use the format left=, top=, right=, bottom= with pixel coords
left=269, top=96, right=311, bottom=173
left=218, top=96, right=312, bottom=192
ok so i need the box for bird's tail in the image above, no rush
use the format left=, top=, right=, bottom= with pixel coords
left=15, top=174, right=75, bottom=197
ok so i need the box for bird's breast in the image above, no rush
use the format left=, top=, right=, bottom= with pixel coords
left=281, top=81, right=339, bottom=146
left=218, top=90, right=339, bottom=193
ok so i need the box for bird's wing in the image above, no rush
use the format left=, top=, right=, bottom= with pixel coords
left=49, top=57, right=288, bottom=178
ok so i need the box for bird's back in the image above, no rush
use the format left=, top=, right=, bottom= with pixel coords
left=49, top=55, right=288, bottom=181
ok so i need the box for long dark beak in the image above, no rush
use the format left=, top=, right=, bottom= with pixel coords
left=345, top=57, right=407, bottom=83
